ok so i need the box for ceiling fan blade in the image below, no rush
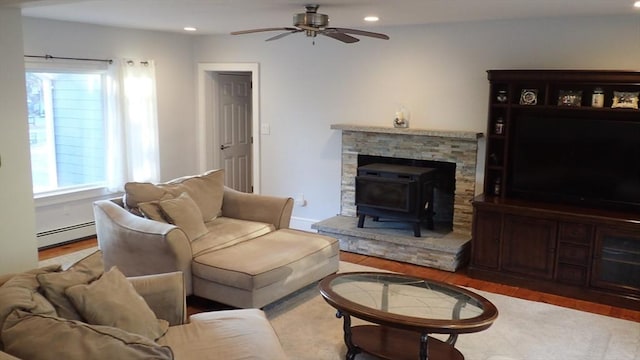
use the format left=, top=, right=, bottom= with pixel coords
left=320, top=31, right=359, bottom=43
left=329, top=27, right=390, bottom=40
left=266, top=29, right=303, bottom=41
left=231, top=27, right=298, bottom=35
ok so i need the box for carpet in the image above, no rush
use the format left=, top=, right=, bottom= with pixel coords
left=265, top=261, right=640, bottom=360
left=38, top=246, right=100, bottom=269
left=40, top=250, right=640, bottom=360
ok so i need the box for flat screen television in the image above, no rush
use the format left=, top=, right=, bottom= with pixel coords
left=508, top=115, right=640, bottom=212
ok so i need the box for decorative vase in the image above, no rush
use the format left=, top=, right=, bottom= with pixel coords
left=496, top=90, right=508, bottom=103
left=393, top=108, right=409, bottom=128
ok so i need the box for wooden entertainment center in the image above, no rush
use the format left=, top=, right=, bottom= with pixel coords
left=470, top=70, right=640, bottom=310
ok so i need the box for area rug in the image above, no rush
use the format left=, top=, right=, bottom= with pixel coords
left=265, top=261, right=640, bottom=360
left=38, top=246, right=99, bottom=269
left=41, top=250, right=640, bottom=360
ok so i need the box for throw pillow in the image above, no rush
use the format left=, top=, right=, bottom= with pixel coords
left=166, top=169, right=225, bottom=221
left=0, top=281, right=56, bottom=324
left=36, top=250, right=104, bottom=321
left=0, top=266, right=60, bottom=351
left=138, top=201, right=167, bottom=222
left=65, top=266, right=169, bottom=341
left=123, top=182, right=166, bottom=214
left=2, top=310, right=173, bottom=360
left=124, top=169, right=224, bottom=221
left=157, top=192, right=209, bottom=241
left=0, top=264, right=61, bottom=289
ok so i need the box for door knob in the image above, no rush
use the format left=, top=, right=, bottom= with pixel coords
left=220, top=145, right=230, bottom=150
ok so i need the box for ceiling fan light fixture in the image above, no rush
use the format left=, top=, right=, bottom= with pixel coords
left=294, top=12, right=329, bottom=28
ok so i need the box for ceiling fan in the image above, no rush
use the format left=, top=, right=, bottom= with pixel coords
left=230, top=4, right=389, bottom=44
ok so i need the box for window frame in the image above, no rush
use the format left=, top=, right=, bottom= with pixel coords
left=25, top=59, right=113, bottom=203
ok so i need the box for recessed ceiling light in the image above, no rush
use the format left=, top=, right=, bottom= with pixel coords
left=364, top=16, right=379, bottom=22
left=184, top=26, right=197, bottom=32
left=635, top=1, right=640, bottom=8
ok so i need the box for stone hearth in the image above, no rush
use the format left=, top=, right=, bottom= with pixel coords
left=314, top=215, right=470, bottom=271
left=312, top=124, right=483, bottom=271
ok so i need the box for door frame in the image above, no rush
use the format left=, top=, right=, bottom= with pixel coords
left=197, top=62, right=260, bottom=193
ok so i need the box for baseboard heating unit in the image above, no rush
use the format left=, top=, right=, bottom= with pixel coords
left=37, top=221, right=96, bottom=249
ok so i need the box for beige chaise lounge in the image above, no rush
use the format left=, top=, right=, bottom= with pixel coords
left=93, top=169, right=339, bottom=308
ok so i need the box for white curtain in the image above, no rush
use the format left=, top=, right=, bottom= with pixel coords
left=106, top=59, right=160, bottom=191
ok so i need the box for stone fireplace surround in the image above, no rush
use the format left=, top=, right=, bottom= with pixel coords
left=312, top=124, right=483, bottom=271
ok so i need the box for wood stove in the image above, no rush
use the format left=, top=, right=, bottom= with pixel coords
left=355, top=163, right=437, bottom=237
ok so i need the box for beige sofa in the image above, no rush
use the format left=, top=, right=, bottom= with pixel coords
left=93, top=169, right=339, bottom=308
left=0, top=251, right=287, bottom=360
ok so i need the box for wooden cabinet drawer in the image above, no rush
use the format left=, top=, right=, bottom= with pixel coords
left=556, top=263, right=587, bottom=285
left=558, top=223, right=592, bottom=244
left=558, top=243, right=590, bottom=265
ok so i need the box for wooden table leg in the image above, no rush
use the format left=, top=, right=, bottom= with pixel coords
left=420, top=332, right=429, bottom=360
left=336, top=310, right=360, bottom=360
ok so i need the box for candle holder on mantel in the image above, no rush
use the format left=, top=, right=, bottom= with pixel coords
left=393, top=109, right=409, bottom=128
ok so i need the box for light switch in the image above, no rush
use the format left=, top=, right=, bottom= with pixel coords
left=260, top=123, right=271, bottom=135
left=294, top=193, right=307, bottom=207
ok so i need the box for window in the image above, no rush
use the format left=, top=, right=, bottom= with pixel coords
left=25, top=58, right=160, bottom=198
left=26, top=68, right=107, bottom=195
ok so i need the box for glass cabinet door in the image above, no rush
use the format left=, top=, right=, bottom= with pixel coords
left=592, top=228, right=640, bottom=295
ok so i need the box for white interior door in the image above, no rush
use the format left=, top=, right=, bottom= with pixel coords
left=218, top=73, right=252, bottom=192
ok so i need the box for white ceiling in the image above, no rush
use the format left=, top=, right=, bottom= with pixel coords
left=9, top=0, right=640, bottom=35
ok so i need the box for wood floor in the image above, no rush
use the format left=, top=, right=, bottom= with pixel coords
left=38, top=237, right=640, bottom=322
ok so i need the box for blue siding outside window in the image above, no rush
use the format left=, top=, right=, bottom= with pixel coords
left=26, top=71, right=107, bottom=194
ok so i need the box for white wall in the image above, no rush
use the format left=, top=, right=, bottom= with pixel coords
left=0, top=8, right=38, bottom=272
left=4, top=14, right=640, bottom=253
left=21, top=18, right=198, bottom=246
left=193, top=15, right=640, bottom=229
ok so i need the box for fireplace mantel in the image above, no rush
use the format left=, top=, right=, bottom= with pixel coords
left=330, top=123, right=483, bottom=141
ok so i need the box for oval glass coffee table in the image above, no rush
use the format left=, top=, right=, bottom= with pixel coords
left=319, top=272, right=498, bottom=360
